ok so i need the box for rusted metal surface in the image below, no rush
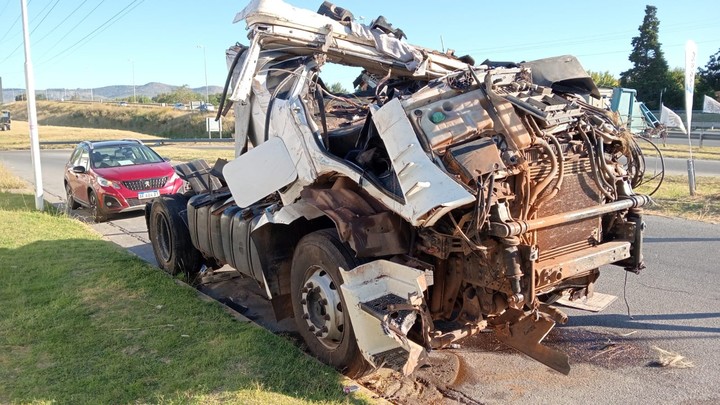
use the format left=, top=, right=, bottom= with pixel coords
left=301, top=180, right=410, bottom=257
left=489, top=308, right=571, bottom=375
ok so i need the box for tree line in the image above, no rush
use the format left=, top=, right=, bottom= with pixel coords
left=116, top=85, right=223, bottom=105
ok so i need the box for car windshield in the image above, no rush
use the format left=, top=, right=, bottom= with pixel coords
left=90, top=144, right=164, bottom=168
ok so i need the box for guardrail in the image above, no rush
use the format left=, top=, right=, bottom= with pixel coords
left=665, top=129, right=720, bottom=145
left=39, top=138, right=234, bottom=146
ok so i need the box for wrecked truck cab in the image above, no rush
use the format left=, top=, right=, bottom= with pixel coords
left=147, top=0, right=649, bottom=377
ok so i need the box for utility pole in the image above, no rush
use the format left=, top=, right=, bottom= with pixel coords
left=197, top=45, right=209, bottom=104
left=20, top=0, right=44, bottom=211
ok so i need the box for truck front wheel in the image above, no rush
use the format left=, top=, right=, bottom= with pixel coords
left=148, top=194, right=202, bottom=280
left=290, top=229, right=372, bottom=378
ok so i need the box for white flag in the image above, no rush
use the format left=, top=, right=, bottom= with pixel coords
left=660, top=105, right=687, bottom=134
left=703, top=95, right=720, bottom=114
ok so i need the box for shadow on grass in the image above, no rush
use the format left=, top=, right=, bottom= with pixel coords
left=0, top=236, right=368, bottom=404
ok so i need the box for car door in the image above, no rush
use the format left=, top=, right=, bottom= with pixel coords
left=70, top=148, right=91, bottom=204
left=65, top=147, right=82, bottom=199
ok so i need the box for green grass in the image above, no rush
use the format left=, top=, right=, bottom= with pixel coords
left=0, top=165, right=27, bottom=190
left=154, top=145, right=235, bottom=162
left=0, top=192, right=366, bottom=404
left=637, top=175, right=720, bottom=223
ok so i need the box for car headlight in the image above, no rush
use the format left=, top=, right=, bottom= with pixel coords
left=97, top=176, right=122, bottom=189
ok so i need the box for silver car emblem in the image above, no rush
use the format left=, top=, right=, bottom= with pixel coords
left=144, top=180, right=150, bottom=188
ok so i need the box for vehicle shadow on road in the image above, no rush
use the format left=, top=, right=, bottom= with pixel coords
left=645, top=237, right=720, bottom=243
left=566, top=312, right=720, bottom=334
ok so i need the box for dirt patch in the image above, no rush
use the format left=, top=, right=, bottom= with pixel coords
left=544, top=328, right=651, bottom=369
left=357, top=351, right=475, bottom=404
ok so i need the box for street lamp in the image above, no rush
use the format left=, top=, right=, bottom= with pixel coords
left=197, top=45, right=209, bottom=104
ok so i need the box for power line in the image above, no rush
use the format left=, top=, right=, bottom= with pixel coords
left=0, top=0, right=11, bottom=17
left=39, top=0, right=144, bottom=65
left=42, top=0, right=108, bottom=55
left=0, top=0, right=31, bottom=44
left=0, top=0, right=62, bottom=63
left=31, top=0, right=61, bottom=34
left=574, top=38, right=720, bottom=60
left=33, top=0, right=88, bottom=45
left=457, top=19, right=718, bottom=55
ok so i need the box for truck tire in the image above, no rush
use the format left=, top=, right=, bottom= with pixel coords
left=148, top=194, right=202, bottom=279
left=290, top=229, right=373, bottom=378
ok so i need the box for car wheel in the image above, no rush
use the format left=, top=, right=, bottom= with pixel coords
left=65, top=183, right=80, bottom=211
left=148, top=194, right=202, bottom=280
left=88, top=190, right=107, bottom=223
left=290, top=229, right=373, bottom=378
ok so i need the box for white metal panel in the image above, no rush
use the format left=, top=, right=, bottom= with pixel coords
left=222, top=136, right=297, bottom=207
left=373, top=99, right=475, bottom=226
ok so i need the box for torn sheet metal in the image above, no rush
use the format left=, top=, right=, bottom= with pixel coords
left=301, top=183, right=410, bottom=257
left=228, top=34, right=261, bottom=104
left=371, top=99, right=475, bottom=226
left=234, top=0, right=466, bottom=78
left=340, top=260, right=430, bottom=375
left=490, top=308, right=570, bottom=375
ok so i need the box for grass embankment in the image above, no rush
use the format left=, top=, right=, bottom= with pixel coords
left=0, top=119, right=162, bottom=150
left=0, top=169, right=364, bottom=404
left=4, top=100, right=235, bottom=139
left=0, top=121, right=235, bottom=162
left=638, top=175, right=720, bottom=223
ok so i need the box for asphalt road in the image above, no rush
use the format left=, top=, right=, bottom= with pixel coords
left=645, top=156, right=720, bottom=176
left=2, top=149, right=719, bottom=404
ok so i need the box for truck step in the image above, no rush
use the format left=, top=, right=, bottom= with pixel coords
left=360, top=294, right=417, bottom=335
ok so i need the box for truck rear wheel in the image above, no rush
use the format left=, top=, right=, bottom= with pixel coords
left=148, top=194, right=202, bottom=280
left=290, top=229, right=373, bottom=378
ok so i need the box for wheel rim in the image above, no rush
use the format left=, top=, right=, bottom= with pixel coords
left=65, top=185, right=73, bottom=207
left=155, top=213, right=172, bottom=263
left=300, top=265, right=344, bottom=349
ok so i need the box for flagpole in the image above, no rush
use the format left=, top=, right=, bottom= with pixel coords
left=685, top=40, right=697, bottom=196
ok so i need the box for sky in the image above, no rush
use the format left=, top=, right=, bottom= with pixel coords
left=0, top=0, right=718, bottom=92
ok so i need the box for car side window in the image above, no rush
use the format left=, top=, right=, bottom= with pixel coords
left=77, top=150, right=89, bottom=169
left=69, top=147, right=82, bottom=165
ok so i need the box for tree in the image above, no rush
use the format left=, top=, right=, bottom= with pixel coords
left=620, top=5, right=676, bottom=109
left=153, top=85, right=203, bottom=104
left=587, top=70, right=619, bottom=88
left=329, top=82, right=348, bottom=94
left=208, top=93, right=223, bottom=106
left=698, top=48, right=720, bottom=96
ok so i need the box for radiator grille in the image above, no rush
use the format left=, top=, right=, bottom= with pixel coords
left=529, top=156, right=603, bottom=262
left=122, top=177, right=167, bottom=191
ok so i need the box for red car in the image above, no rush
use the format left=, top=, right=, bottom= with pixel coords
left=64, top=140, right=184, bottom=222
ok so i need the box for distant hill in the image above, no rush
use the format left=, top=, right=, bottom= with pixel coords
left=1, top=83, right=224, bottom=102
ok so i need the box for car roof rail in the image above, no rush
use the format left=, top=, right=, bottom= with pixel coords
left=121, top=138, right=144, bottom=145
left=80, top=140, right=93, bottom=150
